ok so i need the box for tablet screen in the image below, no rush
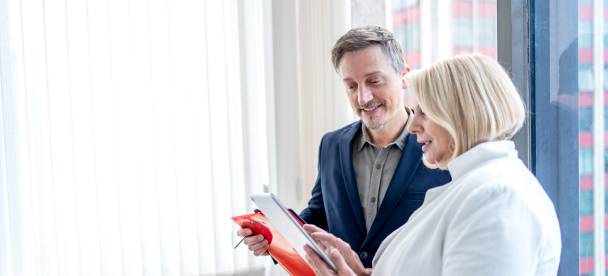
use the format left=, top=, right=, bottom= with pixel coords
left=250, top=193, right=337, bottom=272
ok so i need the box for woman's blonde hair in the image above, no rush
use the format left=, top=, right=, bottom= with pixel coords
left=410, top=54, right=525, bottom=168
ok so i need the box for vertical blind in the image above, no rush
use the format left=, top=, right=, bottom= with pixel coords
left=0, top=0, right=269, bottom=275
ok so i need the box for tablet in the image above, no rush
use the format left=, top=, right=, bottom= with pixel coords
left=250, top=193, right=337, bottom=272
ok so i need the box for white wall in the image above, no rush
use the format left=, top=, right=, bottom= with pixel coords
left=268, top=0, right=354, bottom=211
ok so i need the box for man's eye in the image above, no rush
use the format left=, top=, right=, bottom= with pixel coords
left=369, top=79, right=382, bottom=86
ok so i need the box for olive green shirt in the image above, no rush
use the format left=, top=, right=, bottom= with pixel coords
left=352, top=108, right=413, bottom=231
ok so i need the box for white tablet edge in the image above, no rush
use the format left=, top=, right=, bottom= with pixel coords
left=250, top=193, right=337, bottom=272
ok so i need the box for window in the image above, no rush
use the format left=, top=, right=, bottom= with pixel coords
left=392, top=1, right=422, bottom=68
left=572, top=0, right=607, bottom=274
left=0, top=0, right=270, bottom=275
left=391, top=0, right=497, bottom=106
left=452, top=17, right=474, bottom=48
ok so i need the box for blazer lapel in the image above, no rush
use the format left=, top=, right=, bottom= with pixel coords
left=339, top=121, right=366, bottom=235
left=365, top=134, right=421, bottom=242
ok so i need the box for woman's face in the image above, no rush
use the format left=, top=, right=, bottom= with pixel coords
left=408, top=105, right=453, bottom=167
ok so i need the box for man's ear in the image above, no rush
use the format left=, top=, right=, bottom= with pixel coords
left=401, top=65, right=412, bottom=89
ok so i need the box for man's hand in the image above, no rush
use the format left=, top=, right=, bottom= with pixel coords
left=237, top=227, right=269, bottom=256
left=303, top=224, right=372, bottom=276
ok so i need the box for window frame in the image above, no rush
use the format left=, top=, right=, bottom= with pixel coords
left=498, top=1, right=579, bottom=275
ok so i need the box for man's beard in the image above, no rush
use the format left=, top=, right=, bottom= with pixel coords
left=364, top=115, right=386, bottom=130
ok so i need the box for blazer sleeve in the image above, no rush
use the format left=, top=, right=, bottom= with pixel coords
left=299, top=135, right=328, bottom=230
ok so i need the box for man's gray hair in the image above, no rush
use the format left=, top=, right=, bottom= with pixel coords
left=331, top=26, right=406, bottom=74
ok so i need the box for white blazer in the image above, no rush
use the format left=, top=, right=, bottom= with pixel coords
left=372, top=141, right=561, bottom=276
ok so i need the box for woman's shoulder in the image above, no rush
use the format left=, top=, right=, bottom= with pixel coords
left=460, top=156, right=535, bottom=190
left=455, top=157, right=552, bottom=216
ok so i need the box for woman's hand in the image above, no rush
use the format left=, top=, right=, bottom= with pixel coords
left=303, top=224, right=372, bottom=276
left=304, top=244, right=357, bottom=276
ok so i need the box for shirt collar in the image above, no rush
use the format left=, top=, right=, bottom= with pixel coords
left=357, top=107, right=413, bottom=151
left=447, top=140, right=519, bottom=180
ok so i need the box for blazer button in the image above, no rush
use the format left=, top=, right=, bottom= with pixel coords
left=359, top=251, right=368, bottom=260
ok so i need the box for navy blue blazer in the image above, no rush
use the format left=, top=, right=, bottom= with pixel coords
left=299, top=121, right=451, bottom=267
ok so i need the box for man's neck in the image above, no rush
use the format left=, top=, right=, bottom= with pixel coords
left=367, top=108, right=409, bottom=148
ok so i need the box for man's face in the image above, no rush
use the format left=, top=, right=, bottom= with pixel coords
left=339, top=45, right=407, bottom=131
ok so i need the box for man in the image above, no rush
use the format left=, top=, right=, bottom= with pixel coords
left=238, top=26, right=451, bottom=267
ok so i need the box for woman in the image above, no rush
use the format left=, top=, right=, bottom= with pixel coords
left=303, top=54, right=561, bottom=276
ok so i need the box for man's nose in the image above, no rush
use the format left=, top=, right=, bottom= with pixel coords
left=357, top=86, right=373, bottom=106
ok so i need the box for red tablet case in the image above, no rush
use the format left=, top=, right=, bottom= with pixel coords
left=232, top=210, right=315, bottom=276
